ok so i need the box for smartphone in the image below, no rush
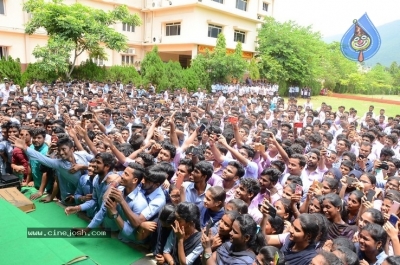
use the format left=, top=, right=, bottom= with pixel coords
left=273, top=252, right=280, bottom=265
left=205, top=219, right=214, bottom=235
left=157, top=116, right=165, bottom=127
left=390, top=201, right=400, bottom=215
left=82, top=113, right=93, bottom=120
left=108, top=91, right=112, bottom=94
left=182, top=112, right=190, bottom=118
left=359, top=154, right=365, bottom=159
left=389, top=214, right=399, bottom=226
left=346, top=176, right=357, bottom=186
left=51, top=135, right=58, bottom=143
left=378, top=162, right=389, bottom=170
left=264, top=201, right=277, bottom=218
left=312, top=180, right=323, bottom=189
left=126, top=92, right=131, bottom=96
left=88, top=101, right=98, bottom=107
left=366, top=189, right=376, bottom=202
left=255, top=144, right=266, bottom=153
left=198, top=124, right=206, bottom=134
left=326, top=149, right=331, bottom=158
left=295, top=184, right=303, bottom=195
left=186, top=146, right=194, bottom=154
left=192, top=147, right=201, bottom=156
left=294, top=122, right=303, bottom=128
left=228, top=116, right=238, bottom=124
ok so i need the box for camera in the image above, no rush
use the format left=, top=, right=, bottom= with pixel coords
left=378, top=162, right=389, bottom=170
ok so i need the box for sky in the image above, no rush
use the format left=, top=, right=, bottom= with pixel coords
left=273, top=0, right=400, bottom=37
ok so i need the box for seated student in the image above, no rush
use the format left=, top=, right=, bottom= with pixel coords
left=202, top=214, right=262, bottom=265
left=162, top=202, right=203, bottom=265
left=103, top=163, right=149, bottom=242
left=74, top=158, right=96, bottom=218
left=234, top=177, right=262, bottom=224
left=181, top=161, right=213, bottom=211
left=201, top=186, right=226, bottom=228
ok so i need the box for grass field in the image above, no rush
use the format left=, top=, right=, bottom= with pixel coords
left=293, top=95, right=400, bottom=118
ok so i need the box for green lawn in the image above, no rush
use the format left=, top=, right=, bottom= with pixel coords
left=293, top=95, right=400, bottom=117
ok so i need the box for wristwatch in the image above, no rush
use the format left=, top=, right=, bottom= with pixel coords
left=204, top=252, right=212, bottom=260
left=111, top=212, right=119, bottom=219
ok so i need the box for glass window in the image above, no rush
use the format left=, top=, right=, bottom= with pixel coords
left=122, top=23, right=135, bottom=32
left=92, top=57, right=104, bottom=66
left=121, top=55, right=135, bottom=65
left=212, top=0, right=224, bottom=3
left=262, top=2, right=269, bottom=11
left=234, top=30, right=246, bottom=43
left=0, top=0, right=4, bottom=15
left=208, top=24, right=222, bottom=38
left=236, top=0, right=247, bottom=11
left=166, top=22, right=181, bottom=36
left=0, top=47, right=7, bottom=59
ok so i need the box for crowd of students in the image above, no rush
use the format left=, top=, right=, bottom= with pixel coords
left=1, top=78, right=400, bottom=265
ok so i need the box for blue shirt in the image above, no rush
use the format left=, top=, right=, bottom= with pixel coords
left=117, top=186, right=148, bottom=242
left=85, top=172, right=116, bottom=229
left=25, top=149, right=93, bottom=201
left=182, top=182, right=210, bottom=212
left=74, top=174, right=96, bottom=218
left=222, top=158, right=258, bottom=179
left=140, top=185, right=166, bottom=221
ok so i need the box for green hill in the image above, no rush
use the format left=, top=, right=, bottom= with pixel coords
left=324, top=20, right=400, bottom=67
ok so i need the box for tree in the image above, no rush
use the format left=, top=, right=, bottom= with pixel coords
left=227, top=42, right=247, bottom=82
left=106, top=65, right=142, bottom=85
left=248, top=58, right=260, bottom=80
left=141, top=46, right=165, bottom=90
left=190, top=51, right=212, bottom=90
left=365, top=64, right=394, bottom=94
left=0, top=56, right=22, bottom=86
left=257, top=17, right=326, bottom=85
left=208, top=34, right=229, bottom=83
left=23, top=0, right=141, bottom=79
left=162, top=61, right=184, bottom=89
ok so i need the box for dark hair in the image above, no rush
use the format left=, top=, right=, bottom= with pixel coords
left=146, top=167, right=167, bottom=185
left=315, top=251, right=343, bottom=265
left=158, top=204, right=176, bottom=225
left=260, top=168, right=281, bottom=184
left=384, top=256, right=400, bottom=265
left=32, top=127, right=47, bottom=138
left=227, top=199, right=248, bottom=214
left=258, top=246, right=285, bottom=265
left=194, top=161, right=213, bottom=181
left=129, top=133, right=144, bottom=150
left=57, top=137, right=74, bottom=149
left=95, top=152, right=116, bottom=171
left=298, top=213, right=320, bottom=243
left=161, top=141, right=177, bottom=159
left=271, top=160, right=285, bottom=173
left=227, top=160, right=245, bottom=179
left=363, top=208, right=384, bottom=226
left=323, top=177, right=339, bottom=193
left=333, top=246, right=359, bottom=265
left=312, top=213, right=329, bottom=244
left=208, top=186, right=226, bottom=205
left=178, top=159, right=194, bottom=173
left=137, top=152, right=155, bottom=168
left=266, top=215, right=284, bottom=234
left=235, top=214, right=264, bottom=253
left=332, top=236, right=357, bottom=253
left=240, top=145, right=255, bottom=159
left=239, top=178, right=260, bottom=200
left=7, top=122, right=20, bottom=132
left=126, top=162, right=146, bottom=183
left=176, top=202, right=201, bottom=231
left=360, top=223, right=387, bottom=252
left=361, top=172, right=376, bottom=185
left=341, top=160, right=354, bottom=171
left=290, top=153, right=306, bottom=168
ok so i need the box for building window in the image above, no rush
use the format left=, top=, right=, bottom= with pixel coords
left=212, top=0, right=223, bottom=3
left=262, top=2, right=269, bottom=11
left=234, top=30, right=246, bottom=43
left=208, top=24, right=222, bottom=38
left=236, top=0, right=247, bottom=11
left=166, top=22, right=181, bottom=36
left=0, top=0, right=5, bottom=15
left=121, top=55, right=135, bottom=65
left=0, top=46, right=7, bottom=59
left=122, top=23, right=135, bottom=32
left=92, top=57, right=104, bottom=66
